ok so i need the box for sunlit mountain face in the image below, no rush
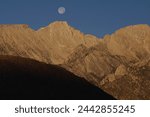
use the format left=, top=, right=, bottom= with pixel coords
left=0, top=22, right=150, bottom=99
left=0, top=0, right=150, bottom=100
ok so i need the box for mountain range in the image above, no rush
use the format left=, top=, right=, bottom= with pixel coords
left=0, top=21, right=150, bottom=99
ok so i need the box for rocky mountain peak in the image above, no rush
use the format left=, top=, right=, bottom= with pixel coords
left=36, top=21, right=101, bottom=64
left=0, top=22, right=150, bottom=99
left=104, top=24, right=150, bottom=61
left=38, top=21, right=71, bottom=31
left=48, top=21, right=69, bottom=27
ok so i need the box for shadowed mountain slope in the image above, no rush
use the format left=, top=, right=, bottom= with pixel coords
left=0, top=55, right=115, bottom=100
left=0, top=22, right=150, bottom=99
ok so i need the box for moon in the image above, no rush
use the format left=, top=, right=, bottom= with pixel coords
left=58, top=7, right=66, bottom=15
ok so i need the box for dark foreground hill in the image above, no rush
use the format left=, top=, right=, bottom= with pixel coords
left=0, top=22, right=150, bottom=99
left=0, top=55, right=115, bottom=100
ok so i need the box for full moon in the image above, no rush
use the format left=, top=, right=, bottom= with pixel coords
left=58, top=7, right=66, bottom=15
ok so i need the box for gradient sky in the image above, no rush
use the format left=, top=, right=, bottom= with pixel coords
left=0, top=0, right=150, bottom=37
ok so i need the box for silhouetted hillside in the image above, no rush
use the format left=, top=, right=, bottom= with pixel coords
left=0, top=55, right=115, bottom=100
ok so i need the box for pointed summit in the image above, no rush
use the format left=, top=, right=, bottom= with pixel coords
left=38, top=21, right=69, bottom=31
left=0, top=22, right=150, bottom=100
left=37, top=21, right=85, bottom=64
left=48, top=21, right=69, bottom=27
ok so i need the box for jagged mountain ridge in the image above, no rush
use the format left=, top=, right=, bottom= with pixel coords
left=0, top=24, right=52, bottom=63
left=0, top=22, right=99, bottom=64
left=0, top=21, right=150, bottom=99
left=37, top=21, right=100, bottom=64
left=64, top=24, right=150, bottom=99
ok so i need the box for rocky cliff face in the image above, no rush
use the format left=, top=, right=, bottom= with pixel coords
left=0, top=24, right=52, bottom=63
left=0, top=22, right=99, bottom=64
left=104, top=25, right=150, bottom=61
left=0, top=22, right=150, bottom=99
left=37, top=21, right=99, bottom=64
left=63, top=24, right=150, bottom=99
left=101, top=25, right=150, bottom=99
